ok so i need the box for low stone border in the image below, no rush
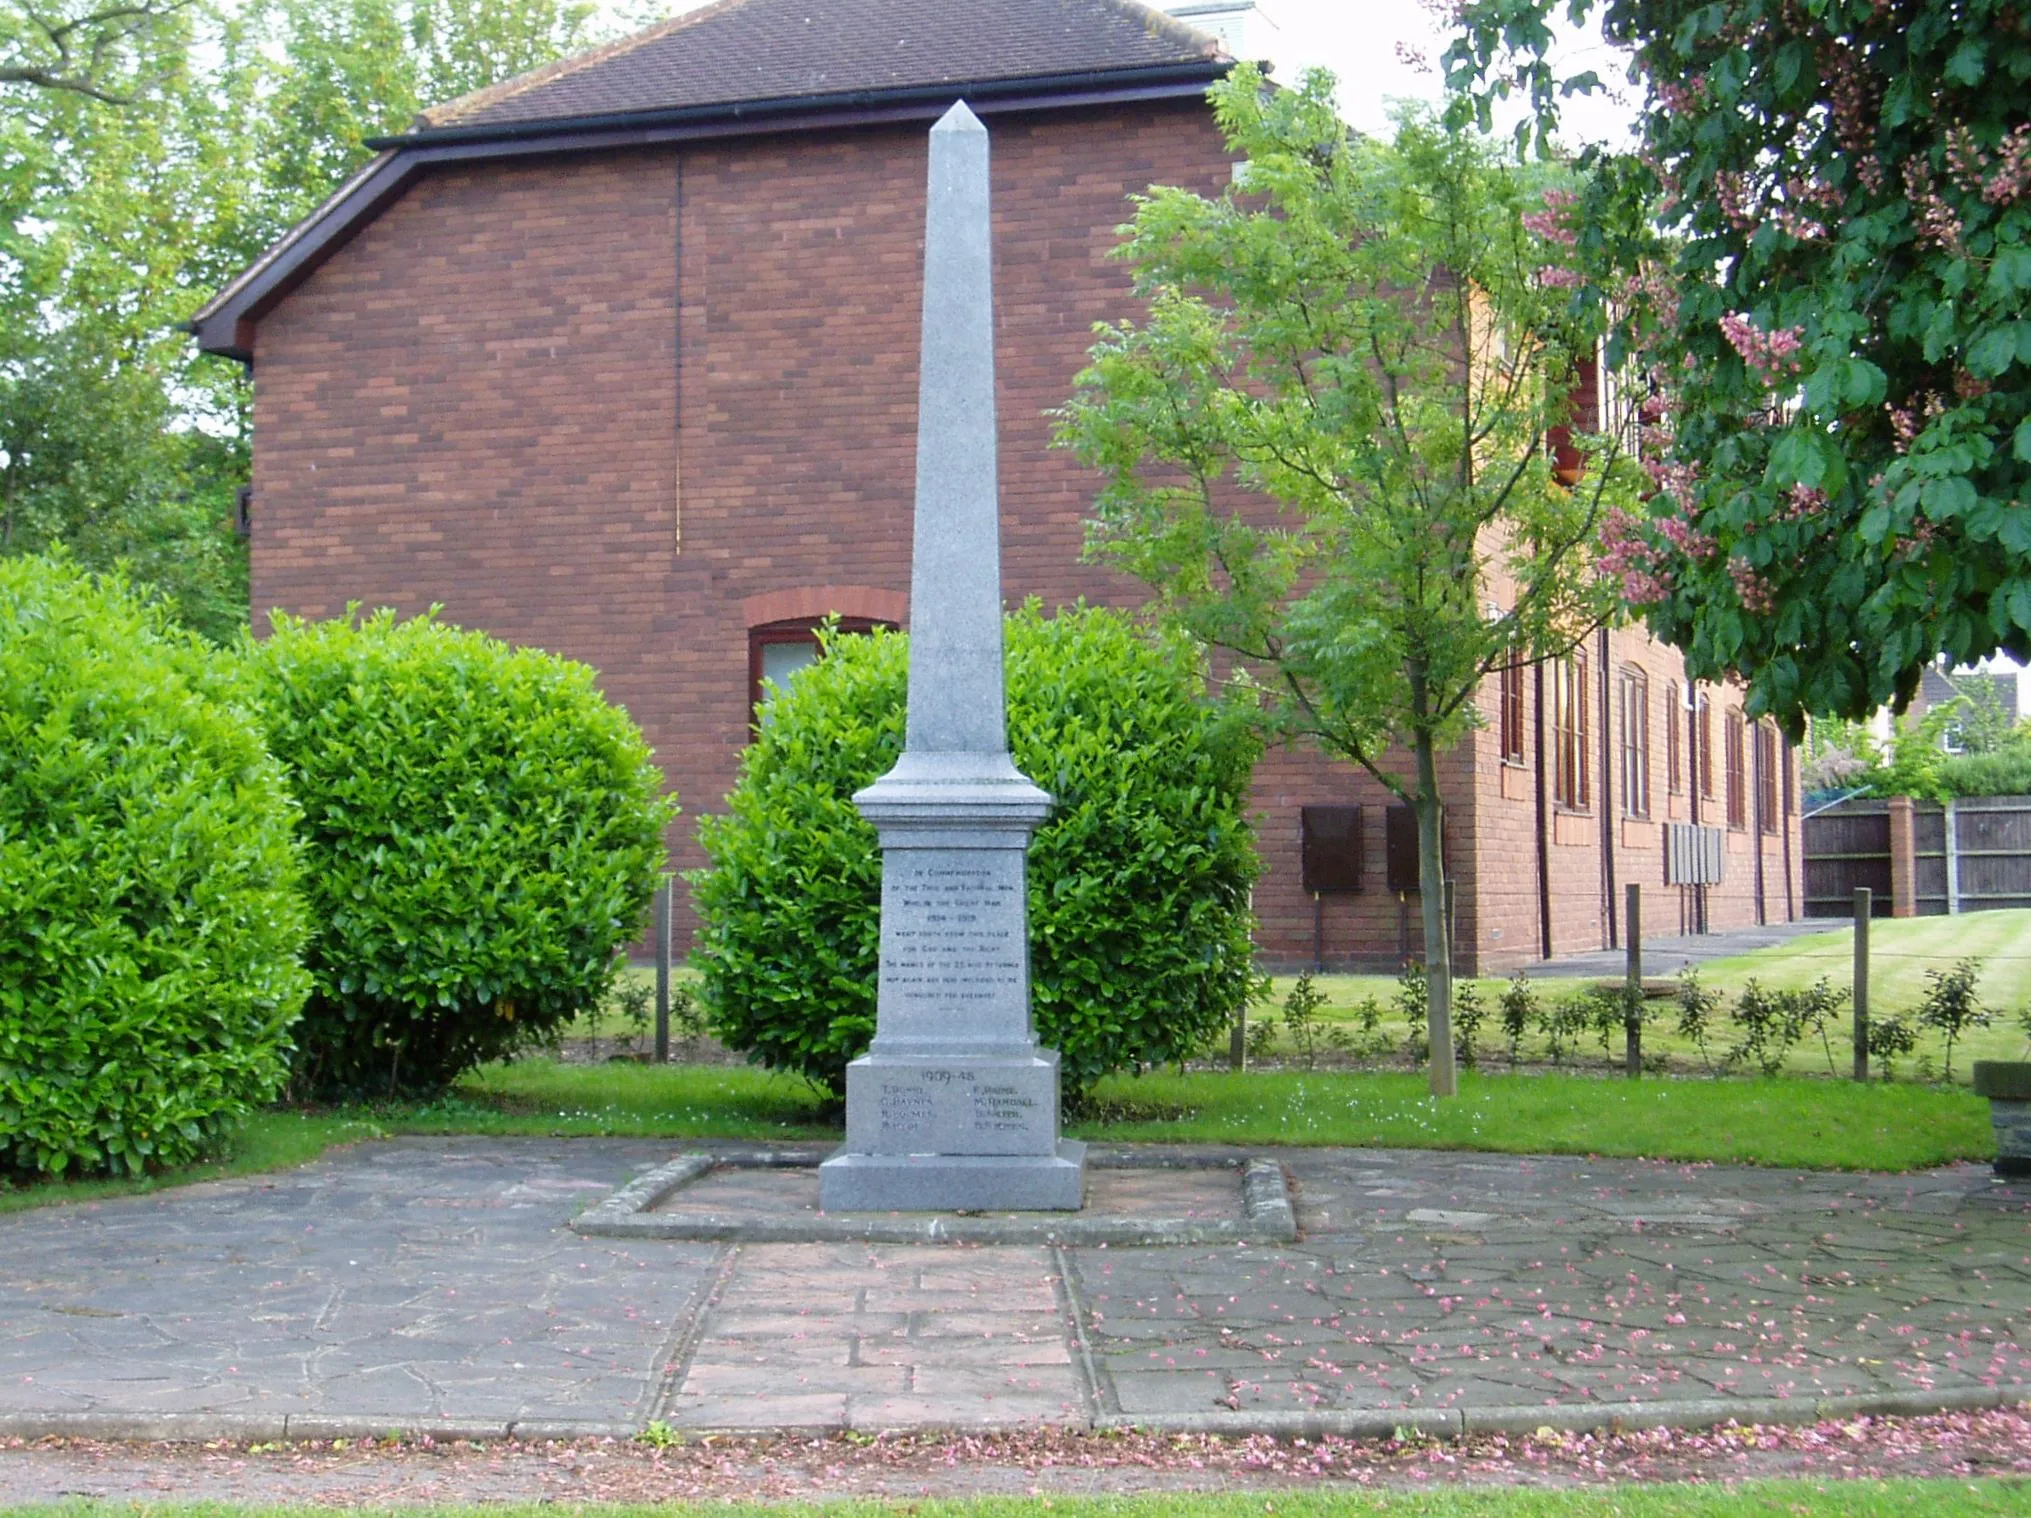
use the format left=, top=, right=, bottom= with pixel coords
left=2, top=1388, right=2022, bottom=1445
left=569, top=1146, right=1297, bottom=1246
left=0, top=1411, right=636, bottom=1443
left=1089, top=1385, right=2024, bottom=1442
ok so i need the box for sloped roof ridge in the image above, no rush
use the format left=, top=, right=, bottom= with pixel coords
left=422, top=0, right=748, bottom=128
left=419, top=0, right=1223, bottom=133
left=1100, top=0, right=1226, bottom=56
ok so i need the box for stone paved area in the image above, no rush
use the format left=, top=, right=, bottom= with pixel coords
left=0, top=1137, right=2026, bottom=1436
left=1078, top=1150, right=2031, bottom=1423
left=0, top=1139, right=711, bottom=1432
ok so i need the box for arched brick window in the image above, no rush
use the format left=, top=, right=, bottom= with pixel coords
left=741, top=586, right=907, bottom=725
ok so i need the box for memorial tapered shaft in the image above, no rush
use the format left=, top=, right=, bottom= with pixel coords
left=905, top=100, right=1005, bottom=757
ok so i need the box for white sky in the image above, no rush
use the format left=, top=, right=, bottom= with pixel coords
left=1243, top=0, right=1640, bottom=147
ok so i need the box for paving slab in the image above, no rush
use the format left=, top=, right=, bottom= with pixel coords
left=0, top=1136, right=2025, bottom=1439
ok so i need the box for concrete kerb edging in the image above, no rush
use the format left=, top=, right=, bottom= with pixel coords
left=0, top=1412, right=638, bottom=1443
left=0, top=1388, right=2022, bottom=1446
left=1091, top=1385, right=2021, bottom=1441
left=570, top=1146, right=1299, bottom=1246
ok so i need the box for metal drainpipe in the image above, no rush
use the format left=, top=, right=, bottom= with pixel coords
left=1599, top=626, right=1617, bottom=950
left=1753, top=721, right=1767, bottom=925
left=1535, top=660, right=1552, bottom=959
left=1782, top=737, right=1796, bottom=920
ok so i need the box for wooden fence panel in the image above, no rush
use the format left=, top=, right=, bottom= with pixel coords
left=1805, top=794, right=2031, bottom=916
left=1803, top=802, right=1890, bottom=918
left=1955, top=796, right=2031, bottom=909
left=1915, top=802, right=1949, bottom=915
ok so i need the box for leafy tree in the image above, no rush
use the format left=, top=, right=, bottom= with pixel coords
left=0, top=0, right=606, bottom=640
left=1055, top=70, right=1637, bottom=1095
left=1, top=0, right=193, bottom=103
left=1448, top=0, right=2031, bottom=730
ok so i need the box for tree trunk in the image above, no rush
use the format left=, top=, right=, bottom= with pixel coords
left=1413, top=730, right=1457, bottom=1098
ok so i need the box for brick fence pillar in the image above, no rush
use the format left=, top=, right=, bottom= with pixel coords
left=1888, top=794, right=1918, bottom=918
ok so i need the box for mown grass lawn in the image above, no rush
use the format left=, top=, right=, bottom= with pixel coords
left=1254, top=908, right=2031, bottom=1081
left=20, top=1480, right=2027, bottom=1517
left=448, top=1059, right=1989, bottom=1171
left=1075, top=1068, right=1990, bottom=1170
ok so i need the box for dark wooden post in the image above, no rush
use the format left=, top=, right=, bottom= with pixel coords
left=1852, top=886, right=1871, bottom=1081
left=654, top=879, right=671, bottom=1064
left=1624, top=882, right=1642, bottom=1078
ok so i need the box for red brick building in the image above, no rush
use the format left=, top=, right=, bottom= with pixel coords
left=193, top=0, right=1801, bottom=973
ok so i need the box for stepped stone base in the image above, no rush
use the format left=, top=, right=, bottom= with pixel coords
left=818, top=1140, right=1088, bottom=1212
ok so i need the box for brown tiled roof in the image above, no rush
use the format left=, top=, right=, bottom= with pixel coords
left=422, top=0, right=1224, bottom=129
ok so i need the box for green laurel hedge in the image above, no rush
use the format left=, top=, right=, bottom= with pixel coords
left=0, top=557, right=310, bottom=1176
left=244, top=609, right=676, bottom=1098
left=691, top=604, right=1264, bottom=1098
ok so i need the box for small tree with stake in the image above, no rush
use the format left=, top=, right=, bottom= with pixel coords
left=1056, top=69, right=1639, bottom=1095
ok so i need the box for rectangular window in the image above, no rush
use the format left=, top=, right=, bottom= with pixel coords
left=1756, top=722, right=1779, bottom=834
left=1551, top=650, right=1590, bottom=810
left=1619, top=666, right=1650, bottom=818
left=1499, top=658, right=1526, bottom=764
left=1664, top=680, right=1682, bottom=795
left=1698, top=696, right=1715, bottom=800
left=1725, top=708, right=1747, bottom=829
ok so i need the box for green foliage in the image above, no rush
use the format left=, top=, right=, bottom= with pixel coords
left=1867, top=1013, right=1921, bottom=1080
left=0, top=0, right=614, bottom=640
left=1279, top=972, right=1330, bottom=1069
left=0, top=555, right=309, bottom=1177
left=690, top=606, right=1265, bottom=1099
left=1916, top=958, right=1992, bottom=1083
left=1725, top=979, right=1802, bottom=1077
left=1448, top=0, right=2031, bottom=730
left=1499, top=973, right=1537, bottom=1063
left=1056, top=73, right=1640, bottom=1090
left=1537, top=992, right=1592, bottom=1066
left=1722, top=977, right=1848, bottom=1078
left=243, top=607, right=673, bottom=1098
left=1939, top=745, right=2031, bottom=798
left=1452, top=981, right=1486, bottom=1069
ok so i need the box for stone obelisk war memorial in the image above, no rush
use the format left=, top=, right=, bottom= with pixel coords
left=816, top=102, right=1086, bottom=1213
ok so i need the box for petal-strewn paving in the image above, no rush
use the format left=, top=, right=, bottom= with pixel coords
left=0, top=1138, right=2023, bottom=1434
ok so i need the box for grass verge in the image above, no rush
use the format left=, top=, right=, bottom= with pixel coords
left=1070, top=1068, right=1991, bottom=1170
left=12, top=1481, right=2026, bottom=1516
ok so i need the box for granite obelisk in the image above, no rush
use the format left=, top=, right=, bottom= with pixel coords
left=817, top=101, right=1085, bottom=1213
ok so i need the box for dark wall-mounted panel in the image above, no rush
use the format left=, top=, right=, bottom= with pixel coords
left=1300, top=805, right=1364, bottom=893
left=1385, top=804, right=1419, bottom=894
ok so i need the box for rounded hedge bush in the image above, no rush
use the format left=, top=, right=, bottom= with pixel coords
left=692, top=604, right=1263, bottom=1098
left=244, top=609, right=676, bottom=1098
left=0, top=556, right=310, bottom=1177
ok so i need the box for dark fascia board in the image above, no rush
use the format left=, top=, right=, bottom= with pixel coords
left=189, top=61, right=1227, bottom=362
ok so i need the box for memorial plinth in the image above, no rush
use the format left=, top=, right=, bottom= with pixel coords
left=817, top=101, right=1084, bottom=1213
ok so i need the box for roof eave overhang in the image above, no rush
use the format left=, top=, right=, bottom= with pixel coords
left=189, top=60, right=1228, bottom=362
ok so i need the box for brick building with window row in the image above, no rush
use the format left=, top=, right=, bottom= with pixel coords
left=192, top=0, right=1800, bottom=974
